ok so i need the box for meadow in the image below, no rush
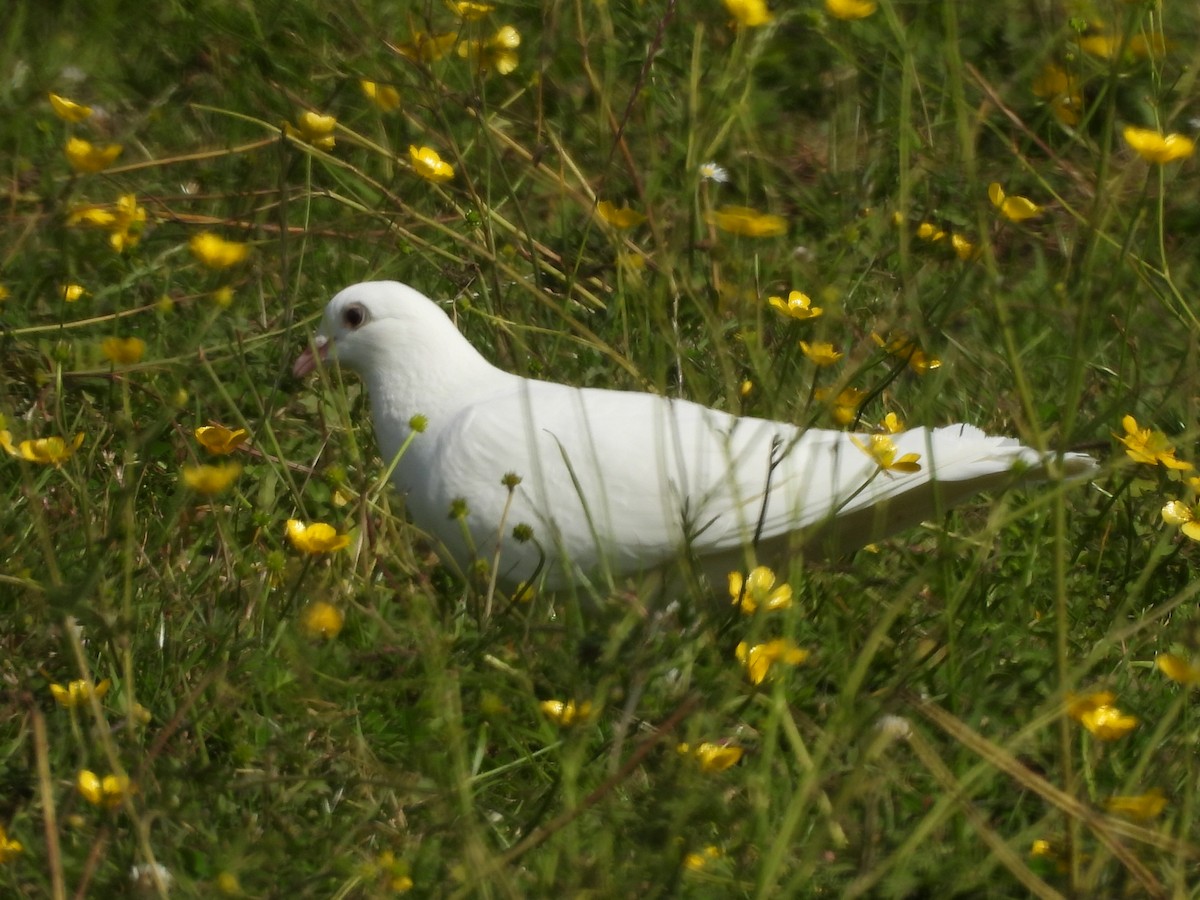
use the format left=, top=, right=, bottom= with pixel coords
left=2, top=0, right=1199, bottom=895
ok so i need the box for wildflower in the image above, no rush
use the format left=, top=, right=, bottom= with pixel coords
left=62, top=283, right=87, bottom=302
left=708, top=206, right=786, bottom=237
left=1123, top=126, right=1195, bottom=164
left=361, top=80, right=401, bottom=112
left=1078, top=32, right=1119, bottom=59
left=729, top=565, right=792, bottom=614
left=285, top=111, right=337, bottom=151
left=371, top=851, right=415, bottom=893
left=0, top=826, right=22, bottom=863
left=50, top=678, right=111, bottom=708
left=799, top=341, right=843, bottom=367
left=68, top=193, right=146, bottom=251
left=100, top=337, right=145, bottom=366
left=395, top=31, right=457, bottom=62
left=130, top=863, right=174, bottom=891
left=699, top=161, right=729, bottom=183
left=212, top=286, right=235, bottom=308
left=1157, top=653, right=1200, bottom=684
left=49, top=92, right=92, bottom=122
left=189, top=233, right=250, bottom=269
left=448, top=0, right=494, bottom=18
left=409, top=145, right=455, bottom=183
left=1, top=430, right=84, bottom=465
left=539, top=699, right=593, bottom=726
left=1115, top=415, right=1192, bottom=469
left=1161, top=501, right=1200, bottom=541
left=1067, top=692, right=1137, bottom=740
left=853, top=434, right=922, bottom=473
left=815, top=386, right=867, bottom=427
left=987, top=183, right=1041, bottom=222
left=458, top=24, right=521, bottom=74
left=181, top=463, right=242, bottom=495
left=723, top=0, right=773, bottom=27
left=880, top=412, right=905, bottom=434
left=875, top=714, right=913, bottom=741
left=736, top=638, right=808, bottom=685
left=1105, top=788, right=1167, bottom=821
left=915, top=221, right=946, bottom=242
left=768, top=290, right=822, bottom=320
left=285, top=519, right=350, bottom=554
left=684, top=846, right=722, bottom=871
left=1030, top=839, right=1057, bottom=860
left=825, top=0, right=877, bottom=19
left=194, top=425, right=249, bottom=455
left=77, top=770, right=132, bottom=809
left=677, top=742, right=744, bottom=772
left=300, top=601, right=345, bottom=639
left=65, top=137, right=122, bottom=173
left=950, top=233, right=975, bottom=260
left=1032, top=63, right=1082, bottom=126
left=596, top=200, right=646, bottom=229
left=873, top=332, right=941, bottom=374
left=0, top=286, right=8, bottom=302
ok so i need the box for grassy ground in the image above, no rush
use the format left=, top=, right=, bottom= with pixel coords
left=2, top=0, right=1199, bottom=895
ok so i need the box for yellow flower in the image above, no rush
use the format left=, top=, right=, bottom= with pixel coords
left=729, top=565, right=792, bottom=614
left=189, top=232, right=250, bottom=269
left=49, top=678, right=111, bottom=708
left=1157, top=653, right=1200, bottom=684
left=67, top=194, right=145, bottom=252
left=677, top=742, right=744, bottom=773
left=1161, top=501, right=1200, bottom=541
left=872, top=332, right=941, bottom=374
left=1078, top=32, right=1119, bottom=59
left=825, top=0, right=877, bottom=19
left=596, top=200, right=646, bottom=229
left=880, top=412, right=905, bottom=434
left=448, top=0, right=494, bottom=18
left=768, top=290, right=822, bottom=320
left=683, top=846, right=722, bottom=871
left=285, top=519, right=351, bottom=554
left=735, top=639, right=809, bottom=685
left=409, top=145, right=455, bottom=183
left=1032, top=63, right=1082, bottom=126
left=285, top=111, right=337, bottom=151
left=1030, top=839, right=1057, bottom=860
left=77, top=770, right=131, bottom=809
left=195, top=425, right=249, bottom=455
left=1115, top=415, right=1192, bottom=469
left=458, top=25, right=521, bottom=75
left=815, top=386, right=867, bottom=427
left=0, top=826, right=22, bottom=863
left=950, top=233, right=975, bottom=260
left=100, top=337, right=145, bottom=366
left=1, top=430, right=84, bottom=466
left=916, top=221, right=946, bottom=242
left=64, top=137, right=122, bottom=173
left=1067, top=692, right=1137, bottom=740
left=182, top=463, right=242, bottom=495
left=396, top=31, right=458, bottom=62
left=1123, top=126, right=1195, bottom=164
left=212, top=286, right=235, bottom=308
left=300, top=601, right=345, bottom=639
left=360, top=80, right=401, bottom=112
left=987, top=183, right=1041, bottom=222
left=853, top=434, right=922, bottom=473
left=1105, top=788, right=1167, bottom=821
left=539, top=699, right=593, bottom=727
left=62, top=283, right=87, bottom=302
left=799, top=341, right=843, bottom=367
left=49, top=92, right=92, bottom=122
left=723, top=0, right=773, bottom=27
left=707, top=206, right=786, bottom=237
left=0, top=285, right=8, bottom=302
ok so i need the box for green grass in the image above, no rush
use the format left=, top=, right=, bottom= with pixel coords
left=3, top=0, right=1199, bottom=895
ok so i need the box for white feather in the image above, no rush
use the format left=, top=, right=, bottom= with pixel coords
left=295, top=281, right=1096, bottom=590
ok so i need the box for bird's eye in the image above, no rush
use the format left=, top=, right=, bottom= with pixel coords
left=343, top=303, right=367, bottom=329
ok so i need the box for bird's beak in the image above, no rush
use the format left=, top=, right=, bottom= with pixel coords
left=293, top=334, right=330, bottom=378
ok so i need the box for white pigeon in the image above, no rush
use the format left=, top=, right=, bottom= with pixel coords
left=293, top=281, right=1096, bottom=592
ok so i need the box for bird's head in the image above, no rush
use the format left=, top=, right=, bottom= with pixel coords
left=292, top=281, right=465, bottom=379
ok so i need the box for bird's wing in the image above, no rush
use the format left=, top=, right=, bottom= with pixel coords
left=424, top=380, right=1093, bottom=584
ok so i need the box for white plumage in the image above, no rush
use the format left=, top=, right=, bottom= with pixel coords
left=293, top=281, right=1095, bottom=591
